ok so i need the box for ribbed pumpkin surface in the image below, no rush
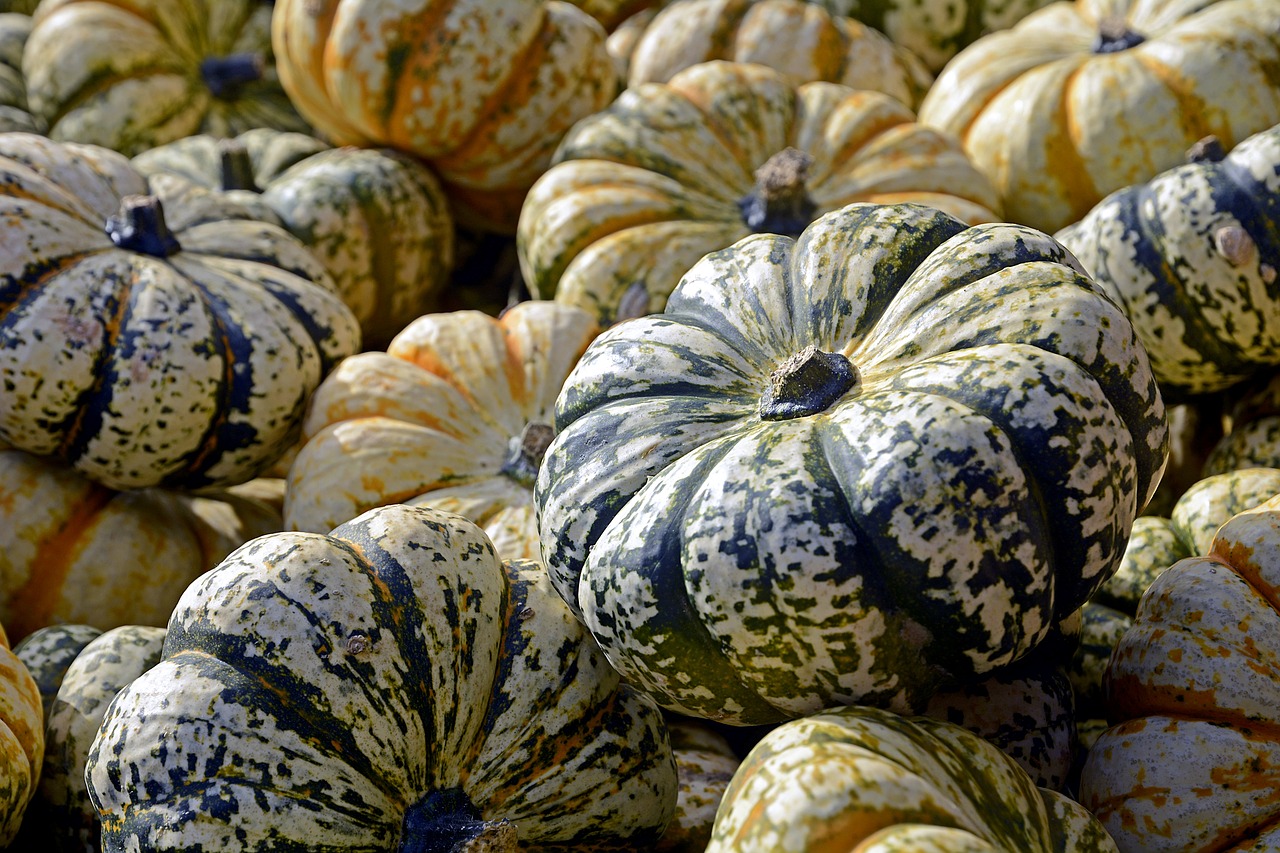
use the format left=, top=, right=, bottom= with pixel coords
left=535, top=202, right=1168, bottom=725
left=0, top=621, right=42, bottom=846
left=0, top=13, right=40, bottom=134
left=86, top=504, right=677, bottom=851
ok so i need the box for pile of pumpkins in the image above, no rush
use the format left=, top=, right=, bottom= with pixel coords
left=1, top=0, right=1279, bottom=850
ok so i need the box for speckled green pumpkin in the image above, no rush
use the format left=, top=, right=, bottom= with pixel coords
left=0, top=14, right=41, bottom=133
left=1092, top=515, right=1189, bottom=616
left=86, top=504, right=677, bottom=851
left=1067, top=602, right=1131, bottom=725
left=535, top=201, right=1168, bottom=726
left=656, top=718, right=741, bottom=853
left=1056, top=125, right=1280, bottom=401
left=1204, top=372, right=1280, bottom=475
left=1170, top=466, right=1280, bottom=557
left=0, top=133, right=361, bottom=491
left=133, top=130, right=456, bottom=349
left=706, top=705, right=1118, bottom=852
left=11, top=625, right=102, bottom=728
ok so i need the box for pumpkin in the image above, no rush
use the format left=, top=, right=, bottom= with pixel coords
left=1066, top=602, right=1131, bottom=747
left=614, top=0, right=933, bottom=108
left=133, top=130, right=457, bottom=350
left=518, top=61, right=1002, bottom=324
left=657, top=718, right=741, bottom=853
left=23, top=625, right=165, bottom=853
left=22, top=0, right=308, bottom=157
left=0, top=621, right=42, bottom=846
left=0, top=13, right=41, bottom=134
left=1056, top=127, right=1280, bottom=401
left=1204, top=372, right=1280, bottom=476
left=86, top=503, right=677, bottom=850
left=271, top=0, right=617, bottom=233
left=1091, top=516, right=1188, bottom=617
left=0, top=133, right=361, bottom=491
left=0, top=446, right=282, bottom=643
left=534, top=201, right=1168, bottom=726
left=285, top=301, right=599, bottom=562
left=917, top=0, right=1280, bottom=235
left=706, top=705, right=1118, bottom=852
left=11, top=624, right=102, bottom=727
left=1079, top=493, right=1280, bottom=852
left=565, top=0, right=661, bottom=30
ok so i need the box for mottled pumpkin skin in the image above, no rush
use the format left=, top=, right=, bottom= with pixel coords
left=0, top=621, right=42, bottom=846
left=26, top=626, right=165, bottom=853
left=518, top=61, right=1002, bottom=324
left=617, top=0, right=933, bottom=107
left=656, top=718, right=740, bottom=853
left=0, top=13, right=41, bottom=134
left=919, top=0, right=1280, bottom=235
left=1092, top=515, right=1188, bottom=616
left=11, top=625, right=102, bottom=728
left=86, top=504, right=677, bottom=851
left=535, top=202, right=1168, bottom=725
left=23, top=0, right=308, bottom=157
left=286, top=302, right=599, bottom=562
left=1057, top=125, right=1280, bottom=401
left=1205, top=372, right=1280, bottom=475
left=272, top=0, right=617, bottom=232
left=706, top=706, right=1118, bottom=852
left=0, top=447, right=282, bottom=642
left=0, top=134, right=361, bottom=491
left=1067, top=603, right=1130, bottom=733
left=1169, top=467, right=1280, bottom=557
left=1080, top=494, right=1280, bottom=852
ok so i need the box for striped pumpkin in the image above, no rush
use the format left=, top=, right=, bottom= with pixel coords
left=518, top=61, right=1002, bottom=324
left=1080, top=493, right=1280, bottom=852
left=23, top=0, right=308, bottom=157
left=535, top=202, right=1168, bottom=725
left=285, top=301, right=599, bottom=561
left=918, top=0, right=1280, bottom=235
left=0, top=13, right=40, bottom=134
left=0, top=446, right=282, bottom=642
left=0, top=133, right=361, bottom=491
left=615, top=0, right=933, bottom=107
left=1056, top=126, right=1280, bottom=401
left=0, top=621, right=42, bottom=846
left=706, top=705, right=1118, bottom=852
left=133, top=130, right=456, bottom=350
left=86, top=504, right=677, bottom=851
left=271, top=0, right=617, bottom=233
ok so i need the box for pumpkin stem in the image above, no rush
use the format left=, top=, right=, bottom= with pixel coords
left=398, top=788, right=518, bottom=853
left=1093, top=16, right=1145, bottom=53
left=105, top=195, right=182, bottom=258
left=737, top=147, right=816, bottom=237
left=218, top=137, right=261, bottom=193
left=1187, top=135, right=1227, bottom=164
left=499, top=422, right=556, bottom=489
left=200, top=52, right=264, bottom=99
left=759, top=345, right=859, bottom=421
left=615, top=280, right=651, bottom=323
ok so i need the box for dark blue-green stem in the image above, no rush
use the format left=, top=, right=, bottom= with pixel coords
left=218, top=137, right=261, bottom=192
left=759, top=345, right=859, bottom=421
left=738, top=147, right=816, bottom=238
left=1093, top=16, right=1145, bottom=54
left=200, top=52, right=264, bottom=99
left=1187, top=135, right=1226, bottom=164
left=398, top=788, right=518, bottom=853
left=105, top=195, right=181, bottom=257
left=500, top=422, right=556, bottom=489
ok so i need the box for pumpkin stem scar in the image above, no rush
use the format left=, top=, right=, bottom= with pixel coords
left=397, top=787, right=518, bottom=852
left=1187, top=135, right=1227, bottom=164
left=499, top=422, right=556, bottom=489
left=217, top=137, right=261, bottom=193
left=1093, top=16, right=1146, bottom=54
left=200, top=52, right=265, bottom=99
left=759, top=344, right=859, bottom=421
left=104, top=195, right=181, bottom=258
left=737, top=147, right=817, bottom=238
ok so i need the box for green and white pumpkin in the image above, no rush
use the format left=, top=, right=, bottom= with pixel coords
left=535, top=201, right=1168, bottom=726
left=11, top=625, right=102, bottom=728
left=86, top=504, right=677, bottom=851
left=657, top=717, right=741, bottom=853
left=0, top=133, right=361, bottom=491
left=0, top=13, right=41, bottom=134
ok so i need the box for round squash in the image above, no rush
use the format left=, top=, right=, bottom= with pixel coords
left=535, top=201, right=1168, bottom=725
left=1204, top=372, right=1280, bottom=476
left=518, top=60, right=1002, bottom=324
left=615, top=0, right=932, bottom=107
left=86, top=503, right=676, bottom=850
left=0, top=133, right=361, bottom=491
left=133, top=130, right=456, bottom=350
left=656, top=717, right=741, bottom=853
left=1080, top=493, right=1280, bottom=852
left=0, top=13, right=41, bottom=134
left=0, top=446, right=282, bottom=643
left=11, top=625, right=102, bottom=728
left=918, top=0, right=1280, bottom=235
left=271, top=0, right=617, bottom=233
left=0, top=621, right=42, bottom=846
left=706, top=705, right=1118, bottom=852
left=285, top=301, right=599, bottom=561
left=22, top=0, right=308, bottom=157
left=1056, top=127, right=1280, bottom=401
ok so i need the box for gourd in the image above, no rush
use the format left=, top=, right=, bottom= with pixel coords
left=518, top=61, right=1002, bottom=324
left=285, top=301, right=599, bottom=562
left=1204, top=371, right=1280, bottom=475
left=615, top=0, right=932, bottom=108
left=86, top=504, right=677, bottom=851
left=271, top=0, right=618, bottom=232
left=11, top=625, right=102, bottom=727
left=0, top=13, right=41, bottom=133
left=918, top=0, right=1280, bottom=235
left=1056, top=127, right=1280, bottom=401
left=133, top=130, right=456, bottom=349
left=706, top=705, right=1118, bottom=852
left=657, top=718, right=741, bottom=853
left=22, top=0, right=308, bottom=157
left=0, top=621, right=42, bottom=846
left=0, top=446, right=282, bottom=642
left=0, top=132, right=361, bottom=491
left=535, top=201, right=1168, bottom=726
left=1080, top=493, right=1280, bottom=852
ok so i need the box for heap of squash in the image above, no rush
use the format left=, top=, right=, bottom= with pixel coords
left=1, top=0, right=1279, bottom=850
